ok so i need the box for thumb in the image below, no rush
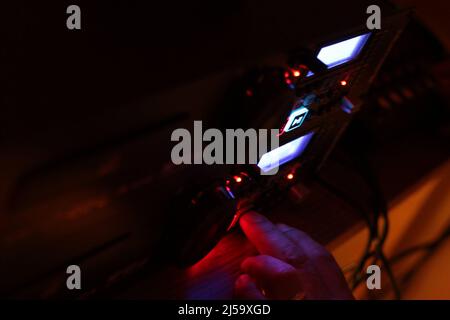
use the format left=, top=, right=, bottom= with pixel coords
left=233, top=274, right=266, bottom=300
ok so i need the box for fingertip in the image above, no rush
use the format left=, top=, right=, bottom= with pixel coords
left=239, top=211, right=267, bottom=229
left=240, top=256, right=256, bottom=273
left=238, top=212, right=303, bottom=262
left=235, top=273, right=251, bottom=288
left=238, top=211, right=276, bottom=243
left=233, top=274, right=266, bottom=300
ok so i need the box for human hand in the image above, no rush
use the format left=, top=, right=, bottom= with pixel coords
left=234, top=211, right=354, bottom=300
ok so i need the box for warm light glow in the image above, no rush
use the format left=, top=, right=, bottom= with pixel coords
left=287, top=173, right=294, bottom=180
left=292, top=70, right=301, bottom=77
left=340, top=80, right=347, bottom=86
left=234, top=176, right=242, bottom=183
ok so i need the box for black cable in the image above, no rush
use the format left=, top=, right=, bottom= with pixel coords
left=316, top=151, right=402, bottom=299
left=314, top=176, right=379, bottom=289
left=390, top=225, right=450, bottom=265
left=352, top=153, right=402, bottom=299
left=375, top=208, right=402, bottom=299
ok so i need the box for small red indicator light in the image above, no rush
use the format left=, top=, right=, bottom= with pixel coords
left=245, top=89, right=253, bottom=97
left=340, top=80, right=347, bottom=86
left=292, top=70, right=301, bottom=77
left=287, top=173, right=294, bottom=180
left=234, top=176, right=242, bottom=183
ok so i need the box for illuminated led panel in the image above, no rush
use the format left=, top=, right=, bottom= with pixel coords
left=283, top=107, right=309, bottom=132
left=257, top=132, right=314, bottom=173
left=317, top=33, right=370, bottom=68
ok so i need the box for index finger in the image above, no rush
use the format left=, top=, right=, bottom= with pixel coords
left=239, top=211, right=307, bottom=266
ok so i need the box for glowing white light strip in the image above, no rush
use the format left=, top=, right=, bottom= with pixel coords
left=317, top=33, right=370, bottom=69
left=257, top=132, right=314, bottom=173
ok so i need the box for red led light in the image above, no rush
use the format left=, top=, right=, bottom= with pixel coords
left=234, top=176, right=242, bottom=183
left=245, top=89, right=253, bottom=97
left=287, top=173, right=294, bottom=180
left=292, top=70, right=301, bottom=77
left=340, top=80, right=348, bottom=86
left=284, top=71, right=290, bottom=78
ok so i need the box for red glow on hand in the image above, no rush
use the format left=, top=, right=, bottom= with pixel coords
left=227, top=213, right=240, bottom=232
